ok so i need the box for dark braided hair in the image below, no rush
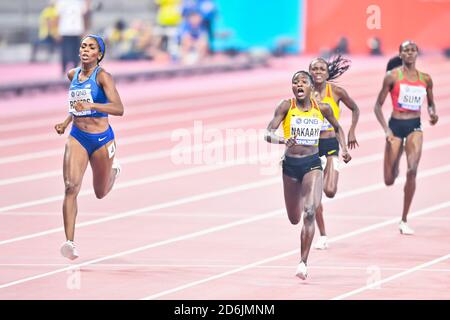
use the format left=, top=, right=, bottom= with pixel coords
left=309, top=54, right=351, bottom=81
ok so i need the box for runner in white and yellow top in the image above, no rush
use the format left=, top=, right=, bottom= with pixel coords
left=282, top=97, right=324, bottom=147
left=309, top=55, right=360, bottom=250
left=264, top=70, right=351, bottom=280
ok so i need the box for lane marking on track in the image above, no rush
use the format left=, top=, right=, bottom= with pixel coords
left=0, top=168, right=449, bottom=291
left=331, top=253, right=450, bottom=300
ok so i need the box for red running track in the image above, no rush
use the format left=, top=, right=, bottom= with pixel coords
left=0, top=56, right=449, bottom=300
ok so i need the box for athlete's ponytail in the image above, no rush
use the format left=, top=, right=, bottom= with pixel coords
left=386, top=56, right=402, bottom=72
left=309, top=55, right=351, bottom=81
left=326, top=54, right=351, bottom=81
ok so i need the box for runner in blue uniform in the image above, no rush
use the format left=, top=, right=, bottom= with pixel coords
left=54, top=34, right=124, bottom=260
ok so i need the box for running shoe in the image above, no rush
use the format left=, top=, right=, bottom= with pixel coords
left=60, top=240, right=79, bottom=260
left=399, top=221, right=414, bottom=235
left=314, top=235, right=329, bottom=250
left=295, top=261, right=308, bottom=280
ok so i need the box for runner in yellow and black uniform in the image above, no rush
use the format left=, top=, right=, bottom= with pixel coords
left=264, top=70, right=351, bottom=280
left=309, top=56, right=360, bottom=250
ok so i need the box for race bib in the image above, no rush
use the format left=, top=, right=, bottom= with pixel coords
left=107, top=142, right=116, bottom=159
left=290, top=116, right=322, bottom=145
left=398, top=84, right=426, bottom=111
left=320, top=103, right=341, bottom=131
left=68, top=88, right=94, bottom=116
left=321, top=118, right=333, bottom=131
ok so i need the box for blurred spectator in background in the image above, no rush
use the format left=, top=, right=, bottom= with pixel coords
left=331, top=36, right=349, bottom=55
left=56, top=0, right=90, bottom=75
left=154, top=0, right=182, bottom=59
left=84, top=0, right=104, bottom=32
left=273, top=37, right=296, bottom=57
left=368, top=37, right=382, bottom=55
left=444, top=45, right=450, bottom=58
left=30, top=0, right=59, bottom=63
left=109, top=19, right=157, bottom=61
left=104, top=19, right=127, bottom=59
left=182, top=0, right=217, bottom=54
left=178, top=9, right=209, bottom=64
left=105, top=19, right=126, bottom=46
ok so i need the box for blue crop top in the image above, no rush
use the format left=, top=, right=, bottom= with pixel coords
left=68, top=66, right=108, bottom=117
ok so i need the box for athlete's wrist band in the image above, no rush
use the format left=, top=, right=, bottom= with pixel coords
left=271, top=135, right=281, bottom=144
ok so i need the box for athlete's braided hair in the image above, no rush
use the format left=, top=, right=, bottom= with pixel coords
left=309, top=54, right=351, bottom=81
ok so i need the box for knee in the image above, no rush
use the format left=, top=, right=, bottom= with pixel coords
left=324, top=187, right=337, bottom=198
left=288, top=216, right=300, bottom=225
left=407, top=166, right=418, bottom=179
left=64, top=181, right=81, bottom=196
left=303, top=205, right=316, bottom=225
left=384, top=177, right=395, bottom=186
left=94, top=190, right=107, bottom=199
left=287, top=210, right=301, bottom=225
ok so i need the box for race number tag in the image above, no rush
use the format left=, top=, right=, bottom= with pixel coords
left=398, top=84, right=426, bottom=111
left=321, top=118, right=333, bottom=131
left=290, top=116, right=322, bottom=146
left=68, top=89, right=94, bottom=116
left=320, top=104, right=341, bottom=131
left=107, top=142, right=116, bottom=159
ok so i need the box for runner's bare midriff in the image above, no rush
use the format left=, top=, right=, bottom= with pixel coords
left=74, top=117, right=109, bottom=133
left=391, top=110, right=421, bottom=120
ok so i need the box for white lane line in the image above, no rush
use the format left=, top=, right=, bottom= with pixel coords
left=1, top=263, right=450, bottom=273
left=0, top=170, right=449, bottom=290
left=0, top=86, right=286, bottom=133
left=0, top=88, right=384, bottom=147
left=0, top=209, right=283, bottom=289
left=141, top=200, right=450, bottom=300
left=1, top=140, right=450, bottom=244
left=1, top=116, right=449, bottom=211
left=0, top=177, right=279, bottom=245
left=0, top=92, right=396, bottom=164
left=0, top=95, right=280, bottom=147
left=0, top=113, right=268, bottom=165
left=3, top=210, right=450, bottom=221
left=3, top=75, right=411, bottom=132
left=0, top=170, right=60, bottom=187
left=331, top=253, right=450, bottom=300
left=0, top=148, right=278, bottom=212
left=1, top=108, right=449, bottom=180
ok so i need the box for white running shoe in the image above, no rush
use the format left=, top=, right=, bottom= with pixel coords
left=314, top=236, right=329, bottom=250
left=60, top=240, right=79, bottom=260
left=399, top=221, right=414, bottom=235
left=112, top=158, right=121, bottom=178
left=295, top=261, right=308, bottom=280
